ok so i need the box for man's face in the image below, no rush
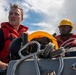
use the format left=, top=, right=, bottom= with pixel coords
left=8, top=8, right=23, bottom=27
left=59, top=25, right=71, bottom=36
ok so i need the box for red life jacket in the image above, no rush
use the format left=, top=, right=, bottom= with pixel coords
left=55, top=34, right=76, bottom=47
left=0, top=22, right=28, bottom=63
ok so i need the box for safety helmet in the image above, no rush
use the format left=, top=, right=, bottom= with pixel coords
left=58, top=19, right=74, bottom=30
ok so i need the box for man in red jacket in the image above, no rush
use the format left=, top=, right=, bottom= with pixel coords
left=0, top=4, right=28, bottom=69
left=55, top=19, right=76, bottom=48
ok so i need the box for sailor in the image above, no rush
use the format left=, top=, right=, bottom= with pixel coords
left=55, top=19, right=76, bottom=48
left=0, top=4, right=28, bottom=69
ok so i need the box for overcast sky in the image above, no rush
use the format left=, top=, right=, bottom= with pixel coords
left=0, top=0, right=76, bottom=35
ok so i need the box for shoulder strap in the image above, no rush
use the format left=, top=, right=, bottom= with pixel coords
left=5, top=32, right=13, bottom=41
left=0, top=29, right=4, bottom=51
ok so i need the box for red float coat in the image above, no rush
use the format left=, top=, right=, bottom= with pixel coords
left=55, top=33, right=76, bottom=48
left=0, top=22, right=28, bottom=63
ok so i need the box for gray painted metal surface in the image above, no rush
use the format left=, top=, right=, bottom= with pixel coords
left=6, top=57, right=76, bottom=75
